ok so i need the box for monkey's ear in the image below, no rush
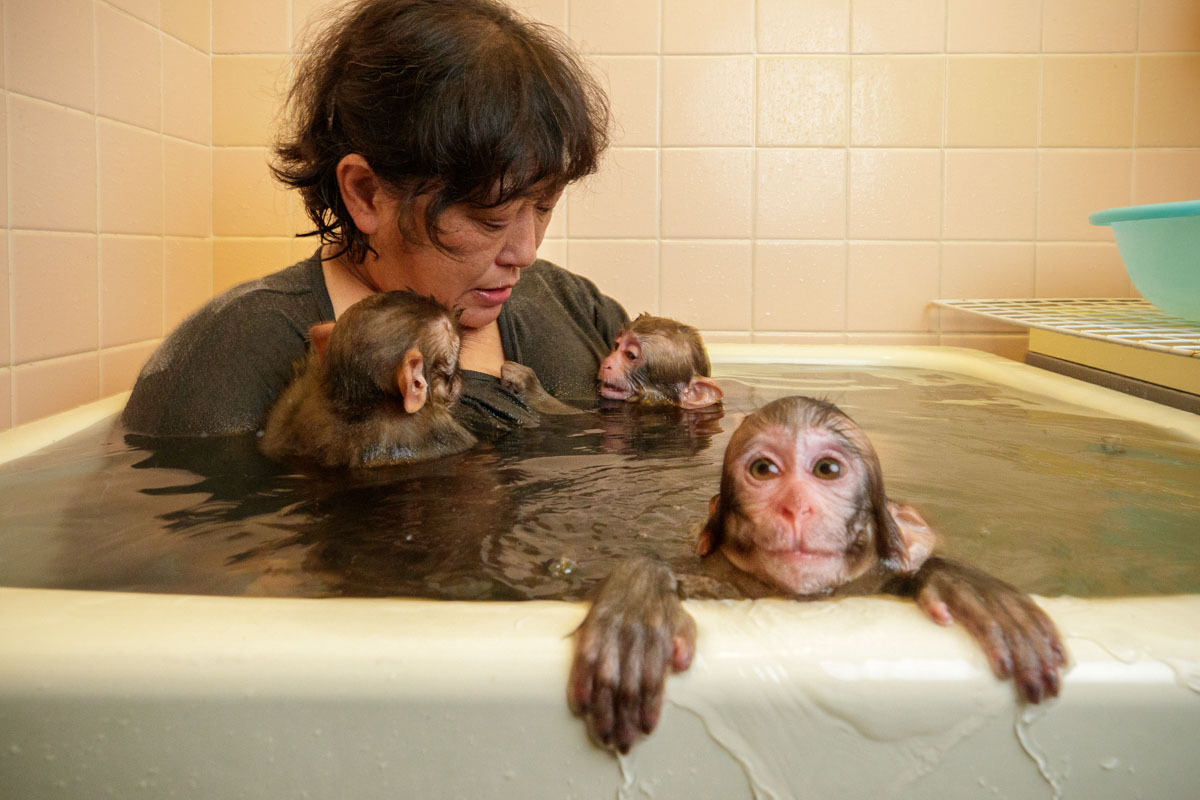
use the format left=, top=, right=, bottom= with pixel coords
left=882, top=500, right=936, bottom=574
left=308, top=322, right=336, bottom=362
left=679, top=376, right=723, bottom=410
left=396, top=348, right=428, bottom=414
left=696, top=493, right=723, bottom=556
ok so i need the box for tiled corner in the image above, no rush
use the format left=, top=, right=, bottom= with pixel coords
left=100, top=236, right=165, bottom=348
left=662, top=57, right=754, bottom=146
left=852, top=0, right=945, bottom=54
left=165, top=139, right=214, bottom=238
left=6, top=0, right=95, bottom=112
left=10, top=232, right=99, bottom=364
left=213, top=237, right=293, bottom=293
left=164, top=238, right=214, bottom=330
left=9, top=96, right=97, bottom=232
left=213, top=147, right=295, bottom=237
left=566, top=239, right=660, bottom=316
left=662, top=148, right=754, bottom=238
left=212, top=55, right=290, bottom=146
left=663, top=0, right=754, bottom=54
left=213, top=0, right=290, bottom=54
left=99, top=120, right=165, bottom=235
left=754, top=241, right=846, bottom=331
left=108, top=0, right=161, bottom=26
left=757, top=57, right=848, bottom=146
left=97, top=3, right=162, bottom=131
left=755, top=149, right=847, bottom=239
left=12, top=353, right=101, bottom=426
left=660, top=240, right=752, bottom=330
left=757, top=0, right=849, bottom=54
left=566, top=148, right=659, bottom=238
left=163, top=35, right=213, bottom=145
left=163, top=0, right=212, bottom=52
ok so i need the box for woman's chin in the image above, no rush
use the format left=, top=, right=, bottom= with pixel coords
left=458, top=305, right=503, bottom=329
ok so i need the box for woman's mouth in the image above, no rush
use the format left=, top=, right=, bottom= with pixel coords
left=472, top=285, right=513, bottom=306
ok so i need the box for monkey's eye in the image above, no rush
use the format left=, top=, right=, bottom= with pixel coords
left=623, top=346, right=640, bottom=362
left=748, top=458, right=780, bottom=480
left=812, top=457, right=843, bottom=480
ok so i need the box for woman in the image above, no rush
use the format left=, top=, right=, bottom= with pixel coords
left=123, top=0, right=624, bottom=436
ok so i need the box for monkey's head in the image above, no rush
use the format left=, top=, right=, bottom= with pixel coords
left=597, top=314, right=723, bottom=409
left=697, top=396, right=934, bottom=597
left=312, top=291, right=464, bottom=419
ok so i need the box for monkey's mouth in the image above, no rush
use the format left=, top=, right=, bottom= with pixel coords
left=598, top=381, right=634, bottom=401
left=762, top=543, right=840, bottom=562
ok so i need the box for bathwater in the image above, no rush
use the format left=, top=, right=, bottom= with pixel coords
left=0, top=366, right=1196, bottom=600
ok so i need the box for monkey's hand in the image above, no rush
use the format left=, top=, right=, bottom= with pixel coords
left=499, top=361, right=579, bottom=415
left=907, top=556, right=1067, bottom=703
left=568, top=557, right=697, bottom=753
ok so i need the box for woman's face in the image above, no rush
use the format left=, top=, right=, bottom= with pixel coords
left=365, top=188, right=561, bottom=329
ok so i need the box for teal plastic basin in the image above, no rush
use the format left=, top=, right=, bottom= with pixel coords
left=1089, top=200, right=1200, bottom=323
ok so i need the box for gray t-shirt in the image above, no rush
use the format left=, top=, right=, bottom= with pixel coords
left=123, top=253, right=628, bottom=436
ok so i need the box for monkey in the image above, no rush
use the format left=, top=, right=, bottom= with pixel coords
left=260, top=291, right=477, bottom=468
left=568, top=396, right=1067, bottom=753
left=597, top=314, right=724, bottom=409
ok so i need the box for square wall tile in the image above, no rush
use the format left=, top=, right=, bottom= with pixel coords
left=0, top=370, right=10, bottom=430
left=662, top=57, right=754, bottom=146
left=1043, top=0, right=1137, bottom=53
left=213, top=0, right=290, bottom=54
left=1133, top=151, right=1200, bottom=205
left=566, top=240, right=660, bottom=316
left=755, top=149, right=847, bottom=239
left=754, top=241, right=846, bottom=331
left=757, top=0, right=849, bottom=54
left=100, top=236, right=165, bottom=348
left=7, top=0, right=95, bottom=111
left=0, top=233, right=9, bottom=366
left=11, top=232, right=99, bottom=364
left=947, top=0, right=1041, bottom=53
left=1036, top=243, right=1131, bottom=297
left=165, top=139, right=214, bottom=237
left=165, top=238, right=214, bottom=330
left=846, top=242, right=940, bottom=331
left=663, top=0, right=754, bottom=54
left=566, top=148, right=658, bottom=238
left=660, top=241, right=752, bottom=330
left=662, top=149, right=754, bottom=238
left=101, top=341, right=159, bottom=396
left=1037, top=150, right=1132, bottom=241
left=13, top=353, right=100, bottom=425
left=940, top=242, right=1035, bottom=331
left=99, top=121, right=165, bottom=235
left=570, top=0, right=659, bottom=54
left=97, top=3, right=162, bottom=131
left=1041, top=56, right=1135, bottom=147
left=213, top=238, right=292, bottom=293
left=946, top=57, right=1038, bottom=147
left=109, top=0, right=161, bottom=26
left=1139, top=0, right=1200, bottom=52
left=757, top=57, right=848, bottom=146
left=9, top=96, right=97, bottom=232
left=291, top=236, right=324, bottom=264
left=595, top=57, right=658, bottom=147
left=851, top=57, right=944, bottom=147
left=213, top=147, right=295, bottom=237
left=536, top=238, right=566, bottom=267
left=163, top=36, right=213, bottom=145
left=852, top=0, right=945, bottom=54
left=163, top=0, right=211, bottom=52
left=213, top=55, right=290, bottom=146
left=848, top=149, right=941, bottom=240
left=943, top=150, right=1036, bottom=240
left=1136, top=56, right=1200, bottom=148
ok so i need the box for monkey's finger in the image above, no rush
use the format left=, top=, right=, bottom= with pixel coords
left=589, top=684, right=616, bottom=748
left=587, top=637, right=622, bottom=747
left=567, top=650, right=595, bottom=716
left=914, top=582, right=954, bottom=626
left=638, top=639, right=668, bottom=735
left=940, top=586, right=1015, bottom=679
left=612, top=626, right=646, bottom=754
left=670, top=611, right=698, bottom=672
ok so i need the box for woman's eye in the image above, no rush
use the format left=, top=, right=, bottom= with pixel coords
left=748, top=458, right=780, bottom=480
left=813, top=457, right=843, bottom=480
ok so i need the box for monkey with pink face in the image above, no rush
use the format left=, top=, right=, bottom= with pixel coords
left=569, top=395, right=1067, bottom=753
left=598, top=314, right=724, bottom=410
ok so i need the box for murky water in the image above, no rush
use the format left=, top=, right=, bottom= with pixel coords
left=0, top=366, right=1197, bottom=600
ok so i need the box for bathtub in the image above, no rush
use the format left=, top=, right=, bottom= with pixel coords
left=2, top=345, right=1198, bottom=799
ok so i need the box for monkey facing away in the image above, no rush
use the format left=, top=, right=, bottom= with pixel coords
left=260, top=291, right=476, bottom=468
left=598, top=314, right=723, bottom=409
left=569, top=396, right=1067, bottom=753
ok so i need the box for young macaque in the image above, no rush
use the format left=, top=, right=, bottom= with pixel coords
left=598, top=314, right=723, bottom=409
left=260, top=291, right=476, bottom=468
left=569, top=396, right=1066, bottom=753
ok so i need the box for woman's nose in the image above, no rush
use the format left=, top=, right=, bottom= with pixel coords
left=497, top=206, right=541, bottom=268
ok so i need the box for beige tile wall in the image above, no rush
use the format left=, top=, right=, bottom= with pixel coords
left=5, top=0, right=1200, bottom=428
left=3, top=0, right=213, bottom=429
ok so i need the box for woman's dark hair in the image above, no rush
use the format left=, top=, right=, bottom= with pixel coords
left=273, top=0, right=610, bottom=263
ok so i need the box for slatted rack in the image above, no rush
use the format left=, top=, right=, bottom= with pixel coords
left=934, top=298, right=1200, bottom=358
